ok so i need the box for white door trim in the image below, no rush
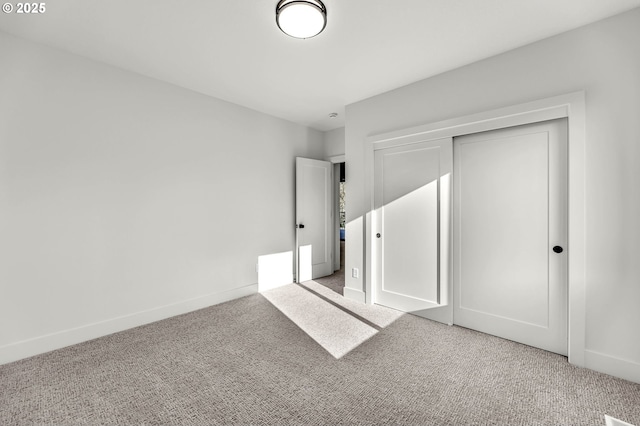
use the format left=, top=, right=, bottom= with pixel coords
left=364, top=91, right=585, bottom=367
left=327, top=155, right=345, bottom=273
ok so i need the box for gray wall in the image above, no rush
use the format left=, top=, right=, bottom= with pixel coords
left=0, top=32, right=324, bottom=363
left=323, top=127, right=345, bottom=158
left=345, top=8, right=640, bottom=382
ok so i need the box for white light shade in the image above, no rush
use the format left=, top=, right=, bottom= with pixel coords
left=276, top=0, right=327, bottom=39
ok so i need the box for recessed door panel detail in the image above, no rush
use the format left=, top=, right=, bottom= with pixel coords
left=458, top=133, right=549, bottom=327
left=381, top=147, right=439, bottom=302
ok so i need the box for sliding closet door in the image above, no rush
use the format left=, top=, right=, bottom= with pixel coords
left=453, top=119, right=568, bottom=355
left=373, top=138, right=453, bottom=324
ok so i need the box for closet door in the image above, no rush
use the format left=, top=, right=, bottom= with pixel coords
left=454, top=119, right=568, bottom=355
left=373, top=138, right=453, bottom=324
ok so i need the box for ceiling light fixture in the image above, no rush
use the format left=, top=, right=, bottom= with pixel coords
left=276, top=0, right=327, bottom=39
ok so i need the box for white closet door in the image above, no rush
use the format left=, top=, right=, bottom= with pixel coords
left=454, top=119, right=568, bottom=355
left=373, top=138, right=453, bottom=324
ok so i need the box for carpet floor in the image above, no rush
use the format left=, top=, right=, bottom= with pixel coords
left=1, top=285, right=639, bottom=425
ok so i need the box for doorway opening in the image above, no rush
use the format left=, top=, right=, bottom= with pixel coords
left=314, top=161, right=346, bottom=295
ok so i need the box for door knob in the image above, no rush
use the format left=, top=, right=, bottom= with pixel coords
left=297, top=224, right=305, bottom=229
left=553, top=246, right=563, bottom=253
left=376, top=233, right=381, bottom=238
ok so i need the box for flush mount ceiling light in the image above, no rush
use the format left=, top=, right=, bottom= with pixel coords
left=276, top=0, right=327, bottom=39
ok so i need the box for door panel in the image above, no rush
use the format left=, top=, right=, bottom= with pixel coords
left=296, top=158, right=333, bottom=281
left=373, top=138, right=453, bottom=324
left=454, top=119, right=568, bottom=355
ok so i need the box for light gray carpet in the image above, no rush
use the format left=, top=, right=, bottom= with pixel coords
left=261, top=283, right=379, bottom=358
left=1, top=289, right=640, bottom=425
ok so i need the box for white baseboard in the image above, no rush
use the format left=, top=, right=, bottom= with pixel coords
left=585, top=349, right=640, bottom=384
left=343, top=287, right=366, bottom=303
left=0, top=284, right=258, bottom=366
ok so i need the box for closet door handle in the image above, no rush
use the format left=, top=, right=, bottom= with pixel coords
left=553, top=246, right=563, bottom=253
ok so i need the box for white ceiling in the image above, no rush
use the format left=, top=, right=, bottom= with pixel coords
left=1, top=0, right=639, bottom=131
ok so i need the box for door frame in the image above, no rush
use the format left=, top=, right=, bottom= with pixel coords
left=328, top=155, right=346, bottom=274
left=364, top=91, right=586, bottom=367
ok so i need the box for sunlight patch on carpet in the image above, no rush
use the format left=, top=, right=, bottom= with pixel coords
left=606, top=415, right=637, bottom=426
left=261, top=283, right=381, bottom=358
left=300, top=280, right=403, bottom=328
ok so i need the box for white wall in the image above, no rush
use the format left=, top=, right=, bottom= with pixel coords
left=323, top=127, right=345, bottom=158
left=345, top=8, right=640, bottom=382
left=0, top=32, right=324, bottom=363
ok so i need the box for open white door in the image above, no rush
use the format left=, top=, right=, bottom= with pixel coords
left=373, top=138, right=453, bottom=324
left=296, top=158, right=333, bottom=282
